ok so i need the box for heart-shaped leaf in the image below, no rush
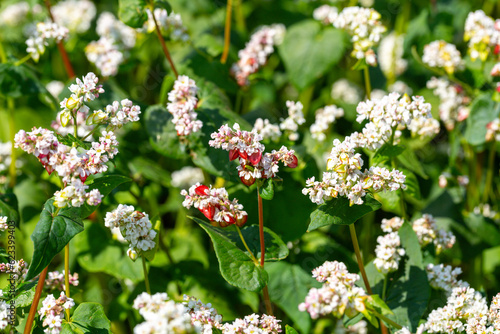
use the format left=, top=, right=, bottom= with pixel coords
left=118, top=0, right=148, bottom=28
left=258, top=178, right=274, bottom=200
left=61, top=302, right=111, bottom=333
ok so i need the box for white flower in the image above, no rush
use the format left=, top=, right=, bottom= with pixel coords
left=464, top=10, right=500, bottom=61
left=52, top=0, right=96, bottom=34
left=310, top=105, right=344, bottom=142
left=253, top=118, right=282, bottom=142
left=374, top=232, right=405, bottom=274
left=26, top=22, right=69, bottom=62
left=331, top=79, right=362, bottom=104
left=280, top=101, right=306, bottom=141
left=378, top=33, right=407, bottom=79
left=426, top=264, right=469, bottom=294
left=422, top=40, right=464, bottom=74
left=166, top=76, right=201, bottom=136
left=145, top=8, right=189, bottom=42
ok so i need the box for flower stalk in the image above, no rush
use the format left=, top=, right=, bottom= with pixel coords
left=142, top=255, right=152, bottom=295
left=24, top=267, right=49, bottom=334
left=150, top=4, right=179, bottom=78
left=221, top=0, right=233, bottom=64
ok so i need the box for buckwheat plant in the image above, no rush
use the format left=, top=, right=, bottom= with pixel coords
left=486, top=118, right=500, bottom=142
left=252, top=118, right=282, bottom=142
left=38, top=292, right=75, bottom=334
left=231, top=24, right=286, bottom=86
left=52, top=0, right=96, bottom=34
left=145, top=8, right=189, bottom=42
left=310, top=104, right=344, bottom=142
left=166, top=75, right=201, bottom=136
left=422, top=40, right=464, bottom=75
left=279, top=101, right=306, bottom=141
left=45, top=270, right=79, bottom=291
left=464, top=10, right=500, bottom=61
left=0, top=216, right=7, bottom=232
left=426, top=264, right=469, bottom=294
left=373, top=232, right=405, bottom=275
left=26, top=21, right=69, bottom=62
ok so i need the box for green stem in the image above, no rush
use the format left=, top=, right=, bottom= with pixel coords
left=81, top=125, right=101, bottom=141
left=257, top=187, right=273, bottom=315
left=382, top=275, right=388, bottom=300
left=0, top=41, right=7, bottom=63
left=13, top=54, right=31, bottom=66
left=236, top=226, right=258, bottom=265
left=221, top=0, right=233, bottom=64
left=349, top=223, right=372, bottom=294
left=8, top=99, right=16, bottom=188
left=142, top=256, right=151, bottom=295
left=64, top=244, right=70, bottom=321
left=366, top=305, right=403, bottom=330
left=363, top=67, right=371, bottom=100
left=234, top=0, right=246, bottom=33
left=483, top=142, right=496, bottom=203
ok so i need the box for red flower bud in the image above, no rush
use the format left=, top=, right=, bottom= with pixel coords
left=287, top=154, right=298, bottom=168
left=248, top=151, right=262, bottom=165
left=240, top=174, right=256, bottom=186
left=195, top=185, right=209, bottom=196
left=200, top=205, right=215, bottom=221
left=495, top=44, right=500, bottom=55
left=238, top=150, right=248, bottom=160
left=235, top=214, right=248, bottom=227
left=229, top=149, right=239, bottom=161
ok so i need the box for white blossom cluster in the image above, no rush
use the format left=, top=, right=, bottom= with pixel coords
left=419, top=287, right=500, bottom=334
left=221, top=314, right=282, bottom=333
left=0, top=259, right=27, bottom=281
left=166, top=76, right=201, bottom=136
left=473, top=204, right=499, bottom=221
left=412, top=214, right=456, bottom=254
left=299, top=261, right=367, bottom=319
left=0, top=143, right=13, bottom=174
left=52, top=0, right=96, bottom=34
left=253, top=118, right=282, bottom=142
left=26, top=21, right=69, bottom=62
left=0, top=1, right=31, bottom=27
left=381, top=216, right=404, bottom=233
left=280, top=101, right=306, bottom=141
left=464, top=10, right=500, bottom=61
left=145, top=8, right=189, bottom=42
left=378, top=32, right=408, bottom=79
left=427, top=77, right=470, bottom=131
left=0, top=294, right=8, bottom=331
left=182, top=295, right=223, bottom=333
left=334, top=320, right=368, bottom=334
left=422, top=40, right=464, bottom=74
left=374, top=232, right=405, bottom=274
left=171, top=166, right=205, bottom=189
left=92, top=99, right=142, bottom=129
left=302, top=135, right=406, bottom=205
left=486, top=118, right=500, bottom=142
left=181, top=184, right=248, bottom=227
left=104, top=204, right=157, bottom=260
left=394, top=328, right=411, bottom=334
left=45, top=270, right=80, bottom=291
left=310, top=105, right=344, bottom=142
left=0, top=216, right=7, bottom=232
left=314, top=6, right=386, bottom=66
left=354, top=93, right=438, bottom=150
left=426, top=264, right=469, bottom=294
left=209, top=123, right=298, bottom=185
left=331, top=79, right=363, bottom=104
left=46, top=81, right=65, bottom=99
left=38, top=292, right=75, bottom=334
left=231, top=24, right=286, bottom=86
left=389, top=81, right=413, bottom=96
left=86, top=12, right=136, bottom=76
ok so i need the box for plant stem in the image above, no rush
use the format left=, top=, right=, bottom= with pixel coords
left=81, top=124, right=101, bottom=141
left=64, top=244, right=70, bottom=321
left=234, top=0, right=246, bottom=33
left=367, top=305, right=403, bottom=330
left=0, top=40, right=6, bottom=63
left=236, top=226, right=259, bottom=264
left=256, top=188, right=273, bottom=315
left=142, top=256, right=152, bottom=295
left=221, top=0, right=233, bottom=64
left=349, top=223, right=372, bottom=294
left=382, top=275, right=388, bottom=300
left=150, top=8, right=179, bottom=78
left=8, top=99, right=17, bottom=188
left=44, top=0, right=75, bottom=79
left=363, top=67, right=371, bottom=100
left=483, top=142, right=496, bottom=203
left=24, top=267, right=49, bottom=334
left=262, top=285, right=273, bottom=315
left=13, top=54, right=31, bottom=66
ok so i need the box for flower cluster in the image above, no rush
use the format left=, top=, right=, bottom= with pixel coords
left=52, top=110, right=94, bottom=138
left=146, top=8, right=189, bottom=42
left=181, top=184, right=248, bottom=228
left=373, top=232, right=405, bottom=274
left=86, top=12, right=136, bottom=76
left=302, top=136, right=406, bottom=205
left=419, top=287, right=500, bottom=333
left=182, top=295, right=223, bottom=333
left=52, top=0, right=96, bottom=34
left=45, top=270, right=80, bottom=291
left=209, top=123, right=298, bottom=185
left=221, top=314, right=282, bottom=333
left=0, top=142, right=13, bottom=175
left=331, top=79, right=363, bottom=104
left=166, top=76, right=201, bottom=136
left=422, top=40, right=464, bottom=74
left=171, top=166, right=205, bottom=189
left=426, top=264, right=469, bottom=294
left=473, top=203, right=499, bottom=221
left=253, top=118, right=282, bottom=142
left=334, top=320, right=368, bottom=334
left=412, top=214, right=456, bottom=254
left=315, top=6, right=386, bottom=66
left=378, top=32, right=408, bottom=79
left=0, top=216, right=7, bottom=232
left=104, top=204, right=157, bottom=260
left=26, top=21, right=69, bottom=62
left=354, top=93, right=437, bottom=150
left=0, top=259, right=28, bottom=281
left=464, top=10, right=500, bottom=61
left=231, top=24, right=286, bottom=86
left=381, top=216, right=404, bottom=233
left=38, top=292, right=75, bottom=334
left=92, top=99, right=142, bottom=129
left=427, top=77, right=470, bottom=131
left=0, top=294, right=8, bottom=331
left=280, top=101, right=306, bottom=141
left=0, top=2, right=32, bottom=27
left=486, top=118, right=500, bottom=142
left=310, top=105, right=344, bottom=142
left=299, top=261, right=367, bottom=319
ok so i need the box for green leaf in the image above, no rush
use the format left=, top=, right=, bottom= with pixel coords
left=74, top=223, right=144, bottom=282
left=55, top=133, right=91, bottom=150
left=465, top=93, right=500, bottom=147
left=464, top=214, right=500, bottom=247
left=286, top=325, right=300, bottom=334
left=308, top=195, right=381, bottom=231
left=0, top=192, right=20, bottom=226
left=279, top=20, right=347, bottom=91
left=190, top=216, right=268, bottom=292
left=118, top=0, right=148, bottom=28
left=0, top=63, right=54, bottom=100
left=14, top=283, right=37, bottom=308
left=80, top=175, right=132, bottom=219
left=267, top=262, right=320, bottom=333
left=258, top=178, right=274, bottom=200
left=372, top=144, right=406, bottom=166
left=61, top=302, right=111, bottom=333
left=145, top=104, right=190, bottom=159
left=227, top=225, right=289, bottom=262
left=397, top=149, right=428, bottom=179
left=402, top=169, right=422, bottom=202
left=25, top=199, right=83, bottom=281
left=154, top=0, right=171, bottom=12
left=374, top=190, right=402, bottom=216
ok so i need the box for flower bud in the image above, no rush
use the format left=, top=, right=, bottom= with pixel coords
left=66, top=96, right=80, bottom=110
left=127, top=248, right=138, bottom=261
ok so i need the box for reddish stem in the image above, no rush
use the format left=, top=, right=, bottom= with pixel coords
left=258, top=192, right=265, bottom=267
left=24, top=267, right=49, bottom=334
left=151, top=10, right=179, bottom=78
